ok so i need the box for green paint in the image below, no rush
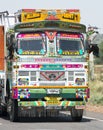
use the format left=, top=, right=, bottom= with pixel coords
left=40, top=49, right=45, bottom=54
left=62, top=89, right=76, bottom=93
left=18, top=101, right=86, bottom=107
left=40, top=64, right=64, bottom=70
left=18, top=49, right=23, bottom=54
left=60, top=93, right=76, bottom=98
left=30, top=93, right=46, bottom=98
left=58, top=49, right=63, bottom=54
left=62, top=101, right=66, bottom=106
left=69, top=101, right=76, bottom=106
left=15, top=21, right=86, bottom=33
left=30, top=89, right=46, bottom=93
left=79, top=49, right=83, bottom=55
left=17, top=88, right=86, bottom=100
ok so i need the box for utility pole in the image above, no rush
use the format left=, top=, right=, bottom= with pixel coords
left=0, top=11, right=15, bottom=31
left=0, top=11, right=9, bottom=25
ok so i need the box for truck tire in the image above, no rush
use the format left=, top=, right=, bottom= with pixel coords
left=70, top=108, right=83, bottom=122
left=10, top=99, right=18, bottom=122
left=0, top=106, right=7, bottom=116
left=6, top=79, right=10, bottom=100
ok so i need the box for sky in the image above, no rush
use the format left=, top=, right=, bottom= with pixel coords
left=0, top=0, right=103, bottom=33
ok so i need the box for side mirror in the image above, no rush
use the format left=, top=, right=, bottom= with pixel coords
left=89, top=44, right=99, bottom=57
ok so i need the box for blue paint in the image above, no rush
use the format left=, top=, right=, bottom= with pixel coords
left=79, top=50, right=83, bottom=55
left=58, top=49, right=63, bottom=54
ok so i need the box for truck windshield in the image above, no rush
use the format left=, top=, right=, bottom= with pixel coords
left=57, top=37, right=84, bottom=55
left=17, top=38, right=46, bottom=55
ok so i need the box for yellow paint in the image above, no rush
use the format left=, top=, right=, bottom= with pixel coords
left=45, top=97, right=61, bottom=105
left=21, top=11, right=48, bottom=22
left=12, top=85, right=89, bottom=89
left=45, top=97, right=62, bottom=101
left=62, top=51, right=79, bottom=55
left=21, top=9, right=80, bottom=23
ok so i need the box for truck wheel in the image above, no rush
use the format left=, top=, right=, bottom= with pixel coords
left=0, top=106, right=7, bottom=116
left=70, top=108, right=83, bottom=122
left=6, top=79, right=10, bottom=100
left=10, top=99, right=18, bottom=122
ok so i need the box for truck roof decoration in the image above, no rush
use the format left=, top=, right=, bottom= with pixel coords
left=14, top=20, right=86, bottom=33
left=15, top=9, right=80, bottom=23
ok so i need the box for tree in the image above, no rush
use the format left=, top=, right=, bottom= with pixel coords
left=95, top=41, right=103, bottom=64
left=99, top=41, right=103, bottom=61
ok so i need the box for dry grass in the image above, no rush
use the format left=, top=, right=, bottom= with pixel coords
left=87, top=79, right=103, bottom=113
left=86, top=65, right=103, bottom=113
left=89, top=73, right=103, bottom=106
left=88, top=65, right=103, bottom=106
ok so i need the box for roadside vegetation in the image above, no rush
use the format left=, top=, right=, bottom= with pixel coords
left=88, top=39, right=103, bottom=106
left=89, top=77, right=103, bottom=105
left=94, top=40, right=103, bottom=64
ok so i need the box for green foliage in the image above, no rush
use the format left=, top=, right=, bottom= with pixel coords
left=94, top=41, right=103, bottom=64
left=99, top=41, right=103, bottom=58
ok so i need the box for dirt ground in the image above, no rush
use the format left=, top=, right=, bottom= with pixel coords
left=86, top=103, right=103, bottom=113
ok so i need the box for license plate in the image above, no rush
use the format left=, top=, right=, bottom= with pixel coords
left=47, top=100, right=59, bottom=105
left=46, top=97, right=60, bottom=105
left=75, top=105, right=86, bottom=109
left=47, top=89, right=60, bottom=94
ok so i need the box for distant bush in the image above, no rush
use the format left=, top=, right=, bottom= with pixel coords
left=95, top=41, right=103, bottom=64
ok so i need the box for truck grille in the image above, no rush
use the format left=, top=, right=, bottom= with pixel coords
left=18, top=71, right=29, bottom=76
left=68, top=71, right=74, bottom=81
left=40, top=71, right=65, bottom=81
left=39, top=82, right=65, bottom=86
left=18, top=71, right=36, bottom=81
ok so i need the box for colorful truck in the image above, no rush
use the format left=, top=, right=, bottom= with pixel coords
left=1, top=9, right=90, bottom=122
